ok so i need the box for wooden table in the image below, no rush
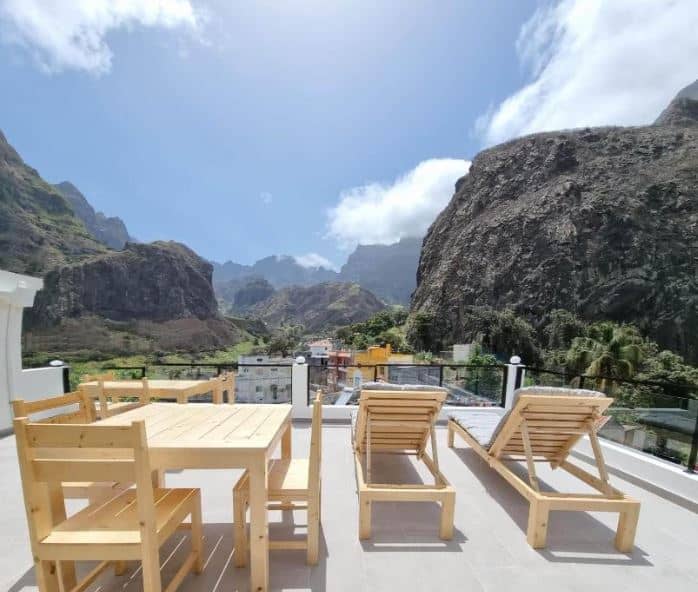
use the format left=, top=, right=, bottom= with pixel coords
left=95, top=403, right=292, bottom=592
left=80, top=378, right=225, bottom=405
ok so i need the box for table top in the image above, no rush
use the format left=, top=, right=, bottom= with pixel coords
left=96, top=403, right=291, bottom=457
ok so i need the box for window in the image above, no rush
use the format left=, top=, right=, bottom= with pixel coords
left=255, top=385, right=262, bottom=393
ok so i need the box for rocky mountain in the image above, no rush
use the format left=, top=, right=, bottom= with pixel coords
left=212, top=255, right=336, bottom=288
left=54, top=181, right=134, bottom=249
left=30, top=241, right=218, bottom=324
left=216, top=276, right=276, bottom=313
left=248, top=282, right=386, bottom=331
left=412, top=80, right=698, bottom=363
left=24, top=241, right=246, bottom=353
left=338, top=237, right=421, bottom=304
left=0, top=129, right=106, bottom=275
left=214, top=239, right=421, bottom=305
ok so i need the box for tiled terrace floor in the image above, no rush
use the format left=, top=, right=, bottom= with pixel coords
left=1, top=421, right=698, bottom=592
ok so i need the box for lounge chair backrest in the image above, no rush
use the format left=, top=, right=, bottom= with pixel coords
left=13, top=419, right=156, bottom=548
left=12, top=390, right=96, bottom=424
left=489, top=391, right=612, bottom=464
left=354, top=386, right=446, bottom=455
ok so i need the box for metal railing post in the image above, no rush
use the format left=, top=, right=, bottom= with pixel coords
left=439, top=365, right=444, bottom=387
left=62, top=366, right=70, bottom=393
left=687, top=411, right=698, bottom=474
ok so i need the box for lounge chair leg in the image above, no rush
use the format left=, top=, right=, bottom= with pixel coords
left=140, top=542, right=162, bottom=592
left=526, top=501, right=549, bottom=549
left=447, top=423, right=455, bottom=448
left=359, top=494, right=372, bottom=540
left=615, top=503, right=640, bottom=552
left=114, top=560, right=127, bottom=576
left=439, top=491, right=455, bottom=540
left=233, top=484, right=249, bottom=567
left=191, top=493, right=204, bottom=574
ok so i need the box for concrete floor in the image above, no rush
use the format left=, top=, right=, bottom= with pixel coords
left=2, top=421, right=698, bottom=592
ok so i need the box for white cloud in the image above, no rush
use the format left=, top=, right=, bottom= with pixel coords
left=0, top=0, right=200, bottom=75
left=260, top=191, right=273, bottom=205
left=480, top=0, right=698, bottom=146
left=326, top=158, right=470, bottom=249
left=294, top=253, right=337, bottom=271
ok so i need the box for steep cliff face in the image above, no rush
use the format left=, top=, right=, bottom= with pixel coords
left=30, top=241, right=219, bottom=325
left=54, top=181, right=134, bottom=249
left=412, top=83, right=698, bottom=362
left=0, top=130, right=106, bottom=274
left=338, top=237, right=421, bottom=304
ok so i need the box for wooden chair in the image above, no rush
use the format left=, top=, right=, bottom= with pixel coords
left=351, top=384, right=455, bottom=540
left=447, top=386, right=641, bottom=551
left=85, top=373, right=150, bottom=418
left=221, top=371, right=236, bottom=403
left=12, top=391, right=130, bottom=503
left=14, top=418, right=203, bottom=592
left=233, top=390, right=322, bottom=565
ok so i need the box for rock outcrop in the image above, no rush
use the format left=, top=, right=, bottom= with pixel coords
left=54, top=181, right=134, bottom=249
left=30, top=241, right=219, bottom=325
left=249, top=282, right=386, bottom=331
left=412, top=81, right=698, bottom=363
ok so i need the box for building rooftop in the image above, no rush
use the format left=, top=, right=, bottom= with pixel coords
left=2, top=420, right=697, bottom=592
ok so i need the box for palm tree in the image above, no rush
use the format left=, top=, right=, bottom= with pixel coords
left=565, top=322, right=644, bottom=392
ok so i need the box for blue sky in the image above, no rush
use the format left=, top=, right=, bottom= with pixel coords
left=1, top=1, right=696, bottom=269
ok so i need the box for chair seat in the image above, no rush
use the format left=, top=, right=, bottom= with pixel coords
left=268, top=458, right=309, bottom=496
left=448, top=408, right=506, bottom=448
left=41, top=488, right=198, bottom=548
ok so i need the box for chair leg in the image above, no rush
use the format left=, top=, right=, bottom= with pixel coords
left=140, top=542, right=162, bottom=592
left=114, top=560, right=127, bottom=576
left=191, top=492, right=204, bottom=574
left=615, top=503, right=640, bottom=552
left=307, top=493, right=320, bottom=565
left=233, top=485, right=249, bottom=568
left=36, top=559, right=61, bottom=592
left=526, top=501, right=549, bottom=548
left=447, top=423, right=455, bottom=448
left=439, top=491, right=455, bottom=540
left=358, top=493, right=371, bottom=540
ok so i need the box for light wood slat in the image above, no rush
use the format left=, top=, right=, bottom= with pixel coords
left=26, top=423, right=135, bottom=448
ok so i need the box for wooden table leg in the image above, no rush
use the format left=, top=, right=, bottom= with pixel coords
left=281, top=420, right=292, bottom=460
left=213, top=384, right=223, bottom=404
left=248, top=456, right=269, bottom=592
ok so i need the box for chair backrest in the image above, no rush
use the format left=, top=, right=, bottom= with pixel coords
left=221, top=372, right=236, bottom=403
left=354, top=387, right=446, bottom=455
left=308, top=390, right=323, bottom=488
left=12, top=390, right=96, bottom=424
left=488, top=392, right=613, bottom=463
left=13, top=418, right=155, bottom=550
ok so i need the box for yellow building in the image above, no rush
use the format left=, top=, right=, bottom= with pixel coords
left=351, top=345, right=414, bottom=384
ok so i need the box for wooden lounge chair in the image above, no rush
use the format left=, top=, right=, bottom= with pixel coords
left=447, top=386, right=640, bottom=551
left=12, top=390, right=131, bottom=503
left=351, top=383, right=455, bottom=540
left=14, top=418, right=203, bottom=592
left=85, top=373, right=150, bottom=418
left=233, top=390, right=322, bottom=565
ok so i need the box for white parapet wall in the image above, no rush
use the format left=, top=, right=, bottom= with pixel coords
left=0, top=269, right=64, bottom=435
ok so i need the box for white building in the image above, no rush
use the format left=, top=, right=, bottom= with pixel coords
left=0, top=269, right=65, bottom=434
left=236, top=355, right=294, bottom=403
left=308, top=339, right=332, bottom=364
